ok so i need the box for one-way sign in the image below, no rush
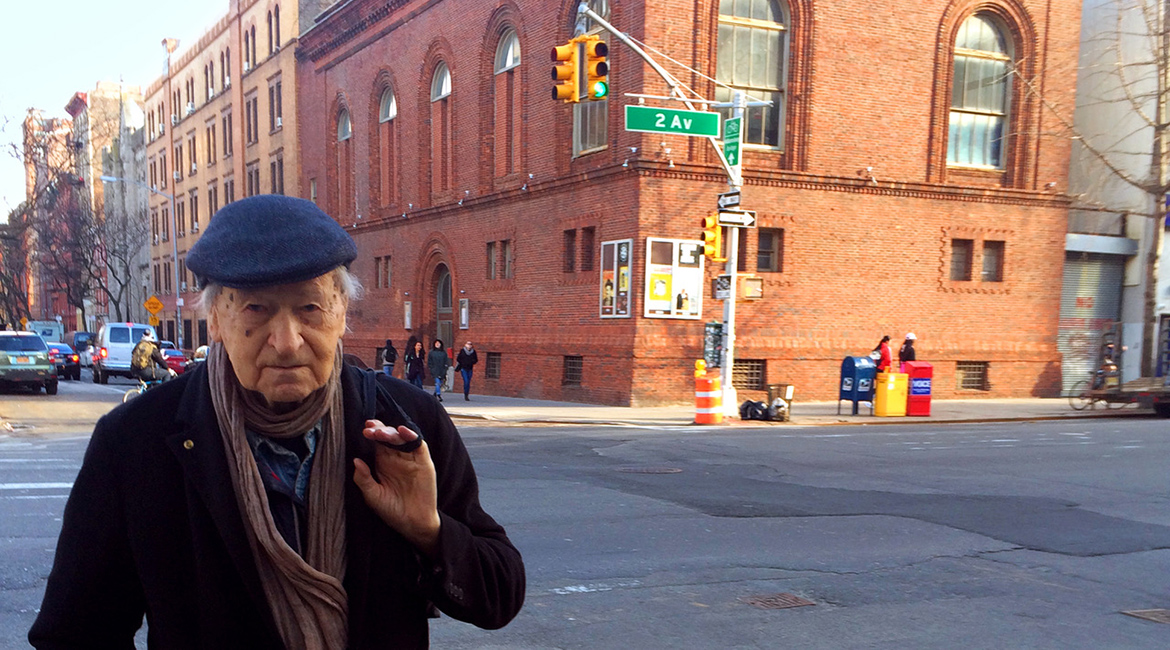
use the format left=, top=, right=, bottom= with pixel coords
left=716, top=209, right=757, bottom=228
left=717, top=191, right=740, bottom=210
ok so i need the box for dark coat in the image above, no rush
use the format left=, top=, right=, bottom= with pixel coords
left=404, top=349, right=425, bottom=381
left=427, top=349, right=450, bottom=381
left=456, top=348, right=478, bottom=372
left=899, top=340, right=916, bottom=365
left=29, top=363, right=525, bottom=649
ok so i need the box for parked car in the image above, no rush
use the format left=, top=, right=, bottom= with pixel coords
left=64, top=331, right=95, bottom=366
left=46, top=342, right=81, bottom=380
left=161, top=346, right=188, bottom=375
left=92, top=322, right=156, bottom=384
left=0, top=332, right=57, bottom=394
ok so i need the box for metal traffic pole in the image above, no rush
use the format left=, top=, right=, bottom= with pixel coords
left=720, top=90, right=745, bottom=415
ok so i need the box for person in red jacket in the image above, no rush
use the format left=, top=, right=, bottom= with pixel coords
left=873, top=335, right=893, bottom=373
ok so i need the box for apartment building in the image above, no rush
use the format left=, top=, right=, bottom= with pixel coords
left=143, top=0, right=301, bottom=348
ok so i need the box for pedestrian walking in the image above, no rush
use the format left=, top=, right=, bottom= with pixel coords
left=456, top=341, right=478, bottom=401
left=404, top=339, right=425, bottom=389
left=29, top=194, right=524, bottom=648
left=427, top=339, right=450, bottom=401
left=899, top=332, right=917, bottom=372
left=872, top=335, right=892, bottom=373
left=381, top=338, right=397, bottom=377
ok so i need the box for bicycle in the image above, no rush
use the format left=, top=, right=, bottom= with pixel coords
left=123, top=377, right=166, bottom=403
left=1067, top=378, right=1127, bottom=411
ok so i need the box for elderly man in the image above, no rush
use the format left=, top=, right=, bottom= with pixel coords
left=30, top=196, right=525, bottom=648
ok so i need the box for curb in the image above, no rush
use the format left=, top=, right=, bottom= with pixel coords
left=445, top=407, right=1153, bottom=428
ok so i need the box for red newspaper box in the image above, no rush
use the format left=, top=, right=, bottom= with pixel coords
left=903, top=361, right=933, bottom=416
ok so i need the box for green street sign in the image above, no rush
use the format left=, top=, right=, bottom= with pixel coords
left=723, top=117, right=742, bottom=167
left=624, top=105, right=721, bottom=137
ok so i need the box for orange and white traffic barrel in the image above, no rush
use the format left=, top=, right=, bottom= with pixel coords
left=695, top=376, right=723, bottom=424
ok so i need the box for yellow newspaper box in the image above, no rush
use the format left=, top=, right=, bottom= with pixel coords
left=874, top=371, right=908, bottom=417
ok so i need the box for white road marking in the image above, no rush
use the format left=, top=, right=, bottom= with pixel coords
left=0, top=483, right=74, bottom=490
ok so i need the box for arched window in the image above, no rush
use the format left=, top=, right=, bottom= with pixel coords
left=716, top=0, right=787, bottom=148
left=244, top=30, right=251, bottom=69
left=335, top=108, right=353, bottom=216
left=430, top=63, right=452, bottom=101
left=274, top=6, right=281, bottom=48
left=379, top=87, right=397, bottom=122
left=430, top=63, right=452, bottom=193
left=378, top=86, right=397, bottom=206
left=494, top=29, right=521, bottom=177
left=494, top=30, right=521, bottom=73
left=267, top=11, right=274, bottom=55
left=573, top=0, right=609, bottom=155
left=947, top=14, right=1012, bottom=168
left=437, top=268, right=452, bottom=312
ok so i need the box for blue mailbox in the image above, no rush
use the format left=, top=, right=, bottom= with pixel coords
left=838, top=356, right=877, bottom=415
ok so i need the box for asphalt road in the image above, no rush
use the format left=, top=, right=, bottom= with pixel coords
left=2, top=375, right=1168, bottom=648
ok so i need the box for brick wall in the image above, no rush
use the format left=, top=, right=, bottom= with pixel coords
left=297, top=0, right=1081, bottom=405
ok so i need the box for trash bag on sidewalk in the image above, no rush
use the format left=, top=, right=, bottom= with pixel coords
left=740, top=400, right=769, bottom=421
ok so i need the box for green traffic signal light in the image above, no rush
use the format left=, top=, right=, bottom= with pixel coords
left=590, top=80, right=608, bottom=99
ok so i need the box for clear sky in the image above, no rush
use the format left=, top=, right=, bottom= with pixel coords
left=0, top=0, right=229, bottom=221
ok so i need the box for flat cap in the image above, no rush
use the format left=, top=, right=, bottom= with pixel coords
left=186, top=195, right=357, bottom=288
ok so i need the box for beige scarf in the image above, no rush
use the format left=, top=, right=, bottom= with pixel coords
left=207, top=341, right=348, bottom=649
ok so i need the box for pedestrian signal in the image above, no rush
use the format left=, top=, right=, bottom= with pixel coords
left=551, top=42, right=579, bottom=103
left=701, top=215, right=724, bottom=261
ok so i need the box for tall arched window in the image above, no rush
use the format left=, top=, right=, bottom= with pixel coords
left=715, top=0, right=787, bottom=148
left=336, top=108, right=353, bottom=216
left=244, top=30, right=251, bottom=69
left=267, top=11, right=274, bottom=56
left=274, top=6, right=281, bottom=49
left=947, top=14, right=1012, bottom=168
left=573, top=0, right=609, bottom=155
left=434, top=264, right=453, bottom=348
left=494, top=29, right=521, bottom=177
left=430, top=63, right=452, bottom=194
left=378, top=86, right=397, bottom=206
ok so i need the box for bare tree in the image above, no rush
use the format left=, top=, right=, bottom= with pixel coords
left=1022, top=0, right=1170, bottom=376
left=28, top=170, right=100, bottom=327
left=0, top=213, right=32, bottom=327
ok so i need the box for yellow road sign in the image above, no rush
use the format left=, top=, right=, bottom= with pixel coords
left=148, top=315, right=160, bottom=327
left=144, top=295, right=164, bottom=315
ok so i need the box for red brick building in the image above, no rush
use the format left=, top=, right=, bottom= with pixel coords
left=297, top=0, right=1081, bottom=405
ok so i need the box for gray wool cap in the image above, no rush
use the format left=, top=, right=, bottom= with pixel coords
left=186, top=195, right=357, bottom=289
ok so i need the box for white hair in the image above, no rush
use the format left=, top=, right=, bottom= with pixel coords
left=197, top=266, right=364, bottom=315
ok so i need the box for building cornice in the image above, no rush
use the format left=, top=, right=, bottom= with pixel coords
left=343, top=159, right=1070, bottom=237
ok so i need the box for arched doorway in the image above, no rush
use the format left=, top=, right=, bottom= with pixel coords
left=433, top=263, right=453, bottom=348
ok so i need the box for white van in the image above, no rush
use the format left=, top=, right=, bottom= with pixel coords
left=92, top=322, right=156, bottom=384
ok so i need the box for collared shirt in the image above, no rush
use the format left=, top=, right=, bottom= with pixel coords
left=245, top=425, right=319, bottom=556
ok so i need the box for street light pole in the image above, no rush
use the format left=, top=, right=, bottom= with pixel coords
left=99, top=174, right=181, bottom=349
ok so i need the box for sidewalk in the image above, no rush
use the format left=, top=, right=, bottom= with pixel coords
left=442, top=394, right=1151, bottom=427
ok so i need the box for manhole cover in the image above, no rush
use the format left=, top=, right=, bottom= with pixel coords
left=616, top=467, right=683, bottom=474
left=1122, top=609, right=1170, bottom=624
left=740, top=593, right=816, bottom=610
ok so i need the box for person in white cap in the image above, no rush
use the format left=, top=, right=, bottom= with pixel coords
left=899, top=332, right=917, bottom=372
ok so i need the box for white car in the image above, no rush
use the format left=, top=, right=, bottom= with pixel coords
left=91, top=322, right=157, bottom=384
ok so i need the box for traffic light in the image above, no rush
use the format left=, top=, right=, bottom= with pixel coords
left=551, top=41, right=579, bottom=103
left=701, top=215, right=724, bottom=261
left=580, top=36, right=609, bottom=100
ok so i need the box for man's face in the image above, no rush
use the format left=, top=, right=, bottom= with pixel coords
left=208, top=274, right=348, bottom=407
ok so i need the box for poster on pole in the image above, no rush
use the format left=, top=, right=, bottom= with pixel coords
left=600, top=238, right=633, bottom=318
left=644, top=238, right=704, bottom=319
